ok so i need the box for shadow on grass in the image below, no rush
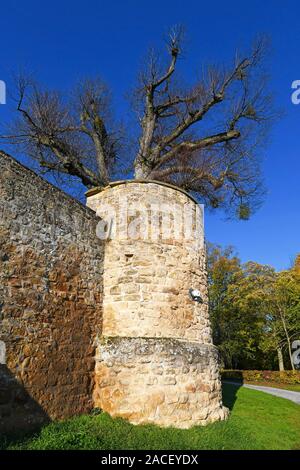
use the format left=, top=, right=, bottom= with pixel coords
left=222, top=379, right=243, bottom=411
left=1, top=379, right=243, bottom=450
left=0, top=365, right=50, bottom=449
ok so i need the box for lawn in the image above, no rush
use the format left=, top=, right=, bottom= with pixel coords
left=1, top=384, right=300, bottom=450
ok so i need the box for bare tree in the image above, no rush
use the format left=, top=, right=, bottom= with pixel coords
left=1, top=27, right=276, bottom=217
left=2, top=77, right=122, bottom=188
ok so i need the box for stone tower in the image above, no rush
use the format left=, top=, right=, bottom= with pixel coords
left=86, top=180, right=228, bottom=428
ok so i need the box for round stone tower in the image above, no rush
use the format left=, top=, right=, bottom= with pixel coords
left=86, top=180, right=228, bottom=428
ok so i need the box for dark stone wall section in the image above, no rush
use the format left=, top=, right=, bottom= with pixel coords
left=0, top=151, right=104, bottom=433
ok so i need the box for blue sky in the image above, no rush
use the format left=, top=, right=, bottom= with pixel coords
left=0, top=0, right=299, bottom=270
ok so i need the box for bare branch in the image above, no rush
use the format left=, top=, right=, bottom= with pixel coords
left=0, top=33, right=275, bottom=218
left=1, top=75, right=122, bottom=189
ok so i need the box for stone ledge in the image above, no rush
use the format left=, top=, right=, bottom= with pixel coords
left=97, top=336, right=219, bottom=361
left=85, top=179, right=200, bottom=206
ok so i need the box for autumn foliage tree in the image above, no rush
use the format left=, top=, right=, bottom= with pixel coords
left=1, top=27, right=275, bottom=218
left=207, top=244, right=300, bottom=370
left=207, top=244, right=265, bottom=369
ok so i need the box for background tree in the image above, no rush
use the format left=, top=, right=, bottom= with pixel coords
left=228, top=261, right=283, bottom=370
left=239, top=264, right=300, bottom=371
left=270, top=270, right=300, bottom=370
left=293, top=254, right=300, bottom=275
left=207, top=243, right=300, bottom=370
left=1, top=27, right=275, bottom=217
left=207, top=244, right=265, bottom=369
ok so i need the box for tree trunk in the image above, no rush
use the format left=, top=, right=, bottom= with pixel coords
left=287, top=337, right=295, bottom=370
left=277, top=347, right=285, bottom=371
left=278, top=305, right=295, bottom=370
left=134, top=160, right=150, bottom=179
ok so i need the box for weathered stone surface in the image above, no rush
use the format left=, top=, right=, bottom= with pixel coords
left=87, top=182, right=210, bottom=342
left=93, top=337, right=228, bottom=428
left=0, top=151, right=104, bottom=432
left=0, top=154, right=227, bottom=431
left=87, top=181, right=228, bottom=428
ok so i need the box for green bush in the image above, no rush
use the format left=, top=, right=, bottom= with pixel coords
left=221, top=369, right=300, bottom=384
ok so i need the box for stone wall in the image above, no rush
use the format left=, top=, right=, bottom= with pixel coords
left=87, top=181, right=210, bottom=343
left=94, top=338, right=227, bottom=428
left=0, top=153, right=227, bottom=433
left=0, top=151, right=104, bottom=434
left=87, top=181, right=228, bottom=428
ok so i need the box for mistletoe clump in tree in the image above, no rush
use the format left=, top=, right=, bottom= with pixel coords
left=2, top=27, right=275, bottom=218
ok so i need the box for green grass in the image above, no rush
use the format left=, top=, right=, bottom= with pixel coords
left=1, top=384, right=300, bottom=450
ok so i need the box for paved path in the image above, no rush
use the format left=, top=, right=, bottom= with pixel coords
left=224, top=381, right=300, bottom=405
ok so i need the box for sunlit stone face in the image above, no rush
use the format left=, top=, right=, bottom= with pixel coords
left=87, top=180, right=228, bottom=428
